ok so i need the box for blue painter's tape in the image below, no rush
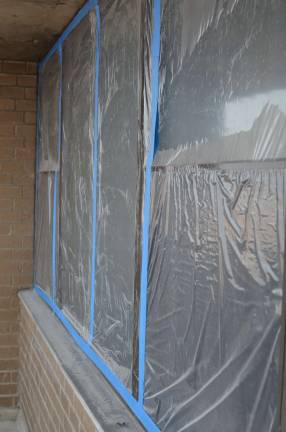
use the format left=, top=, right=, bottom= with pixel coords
left=89, top=3, right=101, bottom=343
left=39, top=0, right=98, bottom=71
left=138, top=0, right=161, bottom=407
left=34, top=285, right=160, bottom=432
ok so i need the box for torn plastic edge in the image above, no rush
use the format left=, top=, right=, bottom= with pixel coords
left=138, top=0, right=161, bottom=407
left=89, top=3, right=100, bottom=343
left=39, top=0, right=98, bottom=72
left=34, top=284, right=160, bottom=432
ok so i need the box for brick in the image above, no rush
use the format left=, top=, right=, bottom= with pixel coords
left=0, top=99, right=15, bottom=111
left=0, top=111, right=23, bottom=123
left=0, top=396, right=15, bottom=407
left=0, top=186, right=21, bottom=198
left=0, top=310, right=18, bottom=323
left=12, top=249, right=33, bottom=260
left=0, top=372, right=10, bottom=383
left=15, top=147, right=34, bottom=159
left=0, top=160, right=25, bottom=174
left=0, top=199, right=13, bottom=210
left=22, top=186, right=34, bottom=200
left=0, top=260, right=21, bottom=274
left=0, top=347, right=18, bottom=360
left=15, top=125, right=36, bottom=138
left=13, top=273, right=33, bottom=287
left=0, top=64, right=36, bottom=410
left=16, top=99, right=36, bottom=112
left=26, top=62, right=37, bottom=75
left=17, top=76, right=37, bottom=88
left=25, top=87, right=36, bottom=100
left=0, top=137, right=23, bottom=147
left=0, top=174, right=12, bottom=185
left=3, top=61, right=27, bottom=75
left=24, top=112, right=36, bottom=125
left=0, top=74, right=17, bottom=86
left=0, top=236, right=21, bottom=249
left=0, top=224, right=12, bottom=235
left=0, top=147, right=14, bottom=159
left=0, top=86, right=24, bottom=99
left=0, top=124, right=14, bottom=137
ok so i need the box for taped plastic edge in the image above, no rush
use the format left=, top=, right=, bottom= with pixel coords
left=34, top=284, right=160, bottom=432
left=89, top=3, right=100, bottom=343
left=39, top=0, right=98, bottom=71
left=138, top=0, right=161, bottom=407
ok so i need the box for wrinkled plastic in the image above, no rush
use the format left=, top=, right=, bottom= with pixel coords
left=92, top=0, right=151, bottom=394
left=144, top=0, right=286, bottom=430
left=58, top=11, right=96, bottom=335
left=34, top=52, right=60, bottom=294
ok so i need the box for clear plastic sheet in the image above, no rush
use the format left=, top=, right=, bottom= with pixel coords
left=34, top=52, right=60, bottom=294
left=34, top=174, right=55, bottom=295
left=58, top=11, right=96, bottom=335
left=144, top=0, right=286, bottom=430
left=92, top=0, right=150, bottom=394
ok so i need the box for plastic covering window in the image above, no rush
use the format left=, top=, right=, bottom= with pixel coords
left=34, top=52, right=60, bottom=295
left=58, top=11, right=96, bottom=334
left=92, top=0, right=149, bottom=395
left=34, top=0, right=286, bottom=430
left=144, top=0, right=286, bottom=431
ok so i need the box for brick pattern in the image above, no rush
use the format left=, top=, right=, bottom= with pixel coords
left=0, top=60, right=36, bottom=407
left=19, top=301, right=100, bottom=432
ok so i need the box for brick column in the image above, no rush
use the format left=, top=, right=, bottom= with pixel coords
left=0, top=60, right=37, bottom=408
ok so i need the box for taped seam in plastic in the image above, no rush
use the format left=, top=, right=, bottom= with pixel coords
left=138, top=0, right=161, bottom=407
left=34, top=284, right=160, bottom=432
left=39, top=0, right=98, bottom=72
left=89, top=1, right=100, bottom=343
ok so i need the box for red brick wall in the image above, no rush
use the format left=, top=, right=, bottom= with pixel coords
left=0, top=60, right=37, bottom=407
left=19, top=300, right=101, bottom=432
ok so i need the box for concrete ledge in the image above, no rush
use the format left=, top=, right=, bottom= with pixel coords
left=18, top=289, right=144, bottom=432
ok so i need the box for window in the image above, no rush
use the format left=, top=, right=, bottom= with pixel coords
left=34, top=1, right=286, bottom=431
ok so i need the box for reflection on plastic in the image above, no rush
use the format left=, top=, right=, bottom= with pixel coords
left=93, top=0, right=150, bottom=394
left=59, top=11, right=96, bottom=334
left=145, top=0, right=286, bottom=430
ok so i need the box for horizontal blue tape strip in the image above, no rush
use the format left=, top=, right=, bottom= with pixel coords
left=39, top=0, right=98, bottom=71
left=34, top=285, right=160, bottom=432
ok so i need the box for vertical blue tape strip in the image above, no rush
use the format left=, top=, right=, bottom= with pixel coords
left=138, top=0, right=161, bottom=407
left=52, top=46, right=63, bottom=303
left=34, top=284, right=160, bottom=432
left=89, top=3, right=101, bottom=342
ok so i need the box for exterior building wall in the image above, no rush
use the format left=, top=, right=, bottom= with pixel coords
left=0, top=60, right=36, bottom=408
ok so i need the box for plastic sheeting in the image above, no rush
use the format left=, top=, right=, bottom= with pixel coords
left=93, top=0, right=150, bottom=394
left=58, top=11, right=96, bottom=334
left=34, top=52, right=60, bottom=294
left=144, top=0, right=286, bottom=430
